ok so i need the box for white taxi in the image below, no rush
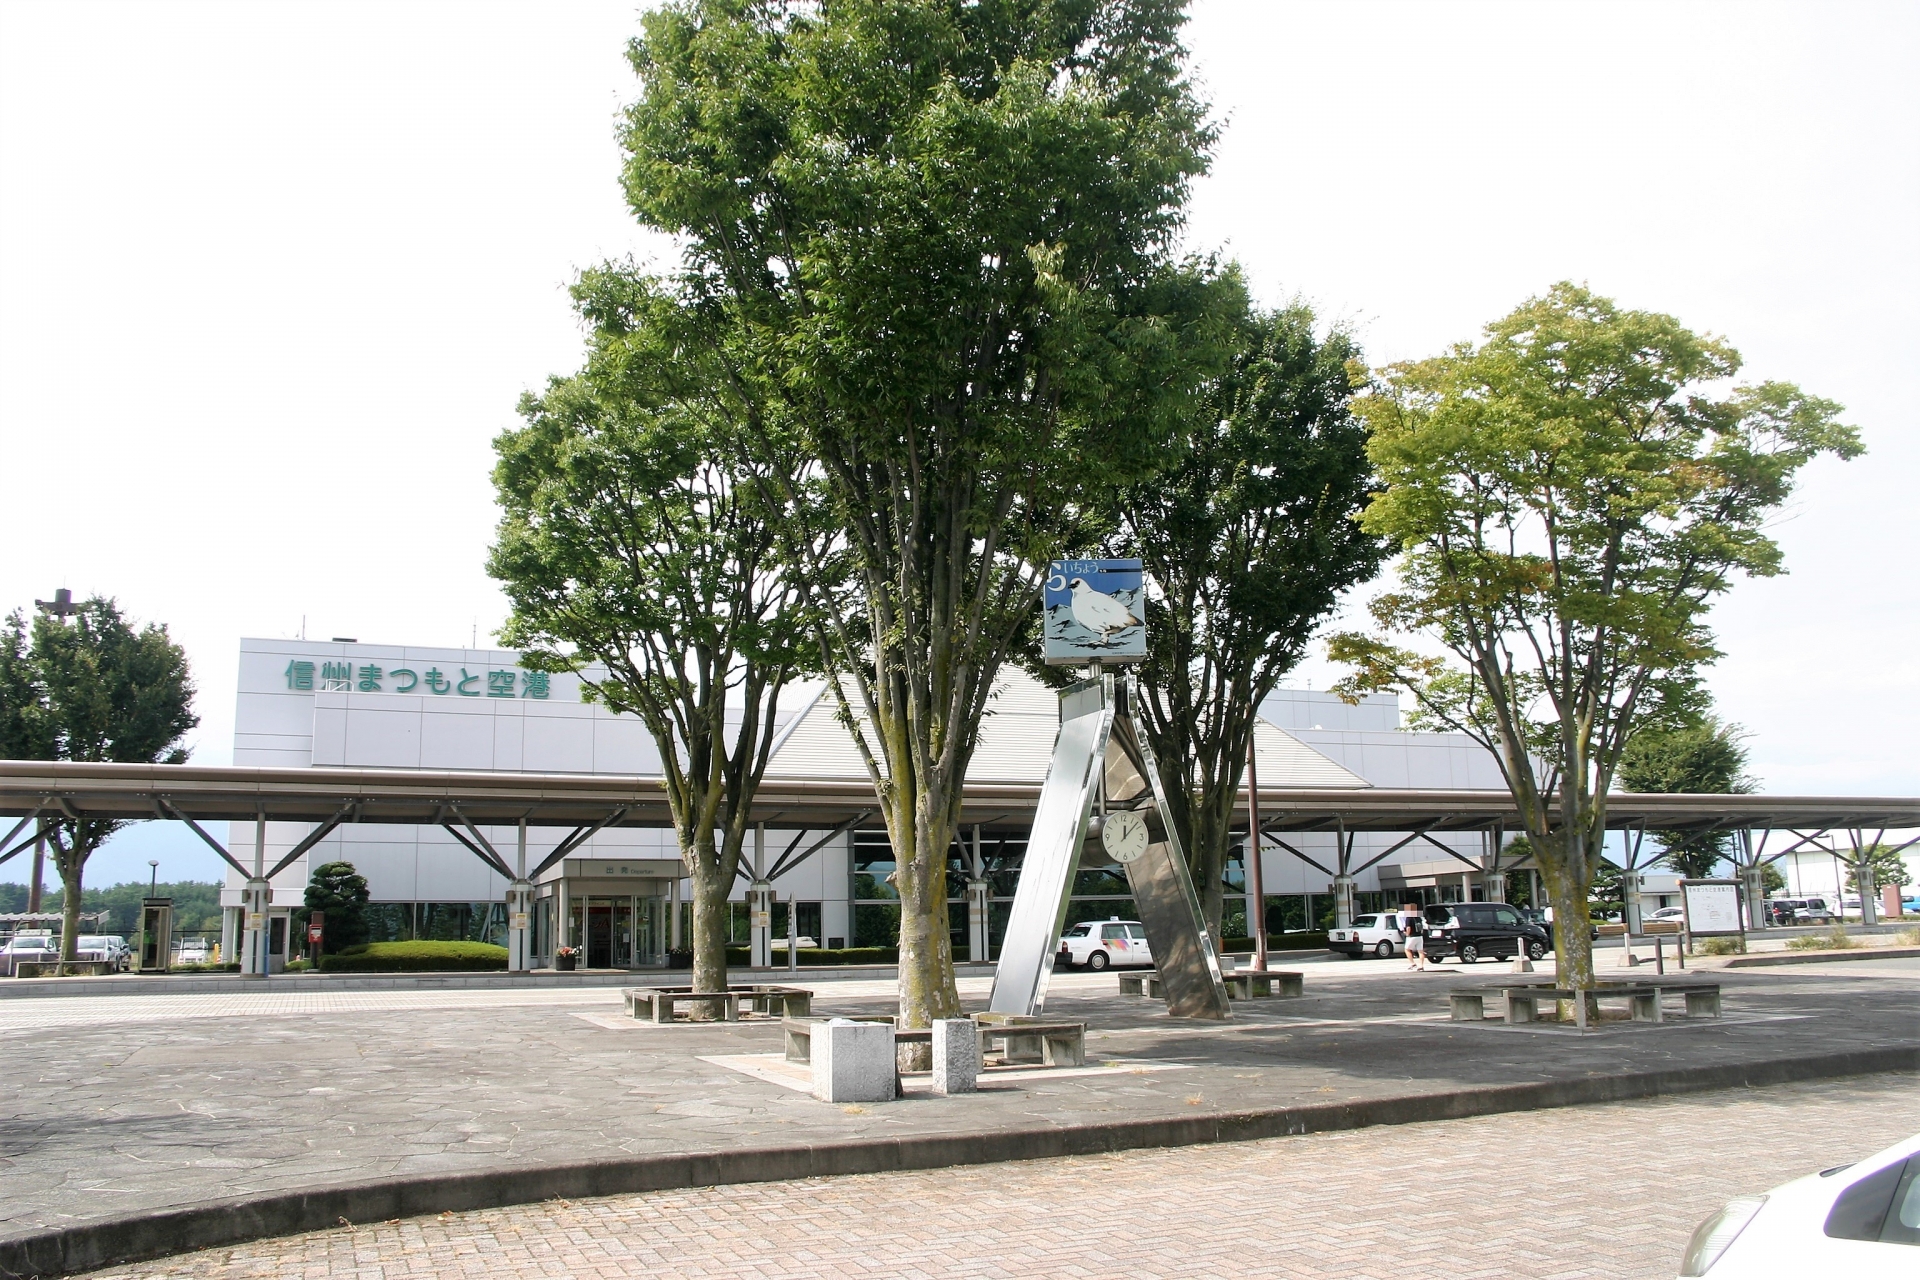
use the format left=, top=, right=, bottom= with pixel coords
left=1057, top=919, right=1152, bottom=970
left=1327, top=912, right=1409, bottom=959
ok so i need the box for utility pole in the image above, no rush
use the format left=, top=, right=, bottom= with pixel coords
left=1247, top=713, right=1268, bottom=973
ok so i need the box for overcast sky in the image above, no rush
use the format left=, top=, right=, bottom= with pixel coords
left=3, top=1, right=1915, bottom=884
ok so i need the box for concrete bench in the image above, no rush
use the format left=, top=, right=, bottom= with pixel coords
left=1503, top=985, right=1662, bottom=1027
left=976, top=1019, right=1086, bottom=1067
left=1495, top=977, right=1723, bottom=1020
left=626, top=984, right=811, bottom=1024
left=1119, top=970, right=1302, bottom=1000
left=784, top=1015, right=918, bottom=1064
left=14, top=961, right=114, bottom=978
left=1222, top=969, right=1304, bottom=999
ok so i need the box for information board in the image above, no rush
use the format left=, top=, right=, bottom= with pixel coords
left=1043, top=559, right=1147, bottom=665
left=1681, top=880, right=1744, bottom=936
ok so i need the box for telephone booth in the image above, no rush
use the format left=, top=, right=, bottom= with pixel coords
left=139, top=898, right=173, bottom=973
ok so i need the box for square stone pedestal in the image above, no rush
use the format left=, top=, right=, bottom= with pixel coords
left=811, top=1019, right=897, bottom=1103
left=931, top=1018, right=979, bottom=1095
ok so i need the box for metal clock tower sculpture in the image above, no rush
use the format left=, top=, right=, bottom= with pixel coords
left=988, top=560, right=1233, bottom=1020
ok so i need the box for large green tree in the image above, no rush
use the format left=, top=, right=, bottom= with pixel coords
left=1111, top=299, right=1383, bottom=937
left=302, top=861, right=371, bottom=955
left=1330, top=283, right=1859, bottom=994
left=619, top=0, right=1216, bottom=1027
left=0, top=599, right=196, bottom=965
left=1617, top=712, right=1753, bottom=879
left=491, top=274, right=819, bottom=998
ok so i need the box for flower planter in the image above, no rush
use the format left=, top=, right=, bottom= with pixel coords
left=555, top=953, right=577, bottom=971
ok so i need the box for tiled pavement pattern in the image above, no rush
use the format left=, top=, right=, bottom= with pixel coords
left=79, top=1074, right=1920, bottom=1280
left=5, top=959, right=1915, bottom=1243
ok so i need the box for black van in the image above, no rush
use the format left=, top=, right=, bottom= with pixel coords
left=1423, top=903, right=1549, bottom=963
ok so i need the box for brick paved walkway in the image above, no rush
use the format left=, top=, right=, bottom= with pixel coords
left=76, top=1074, right=1920, bottom=1280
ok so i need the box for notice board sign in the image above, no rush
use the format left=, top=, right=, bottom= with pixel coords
left=1043, top=559, right=1147, bottom=665
left=1682, top=879, right=1744, bottom=936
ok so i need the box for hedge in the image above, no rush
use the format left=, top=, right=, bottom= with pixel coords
left=318, top=941, right=508, bottom=972
left=1220, top=932, right=1330, bottom=952
left=721, top=945, right=899, bottom=966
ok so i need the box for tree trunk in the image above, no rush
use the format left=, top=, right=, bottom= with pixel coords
left=893, top=795, right=962, bottom=1062
left=56, top=845, right=83, bottom=968
left=1536, top=826, right=1598, bottom=1017
left=688, top=855, right=731, bottom=1015
left=1190, top=806, right=1228, bottom=941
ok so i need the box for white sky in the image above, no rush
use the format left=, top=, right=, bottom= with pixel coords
left=3, top=1, right=1915, bottom=884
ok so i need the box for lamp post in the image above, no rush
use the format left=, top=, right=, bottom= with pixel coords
left=149, top=860, right=160, bottom=896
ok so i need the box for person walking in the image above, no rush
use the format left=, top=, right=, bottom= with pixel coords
left=1402, top=903, right=1428, bottom=971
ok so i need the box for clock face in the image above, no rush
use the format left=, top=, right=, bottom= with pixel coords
left=1101, top=810, right=1150, bottom=863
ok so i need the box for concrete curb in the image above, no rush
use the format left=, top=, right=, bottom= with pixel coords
left=0, top=965, right=1001, bottom=1001
left=1721, top=945, right=1920, bottom=968
left=3, top=1046, right=1913, bottom=1279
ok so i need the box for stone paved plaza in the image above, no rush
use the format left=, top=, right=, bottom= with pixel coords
left=3, top=952, right=1914, bottom=1255
left=72, top=1075, right=1920, bottom=1280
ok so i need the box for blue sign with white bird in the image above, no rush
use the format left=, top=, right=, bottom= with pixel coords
left=1043, top=558, right=1147, bottom=665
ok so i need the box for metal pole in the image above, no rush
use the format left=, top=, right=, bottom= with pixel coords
left=1246, top=715, right=1268, bottom=972
left=788, top=893, right=797, bottom=973
left=27, top=822, right=45, bottom=914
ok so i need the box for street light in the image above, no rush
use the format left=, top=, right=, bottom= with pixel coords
left=149, top=860, right=159, bottom=895
left=34, top=588, right=80, bottom=622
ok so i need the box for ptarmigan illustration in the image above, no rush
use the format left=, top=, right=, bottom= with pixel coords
left=1067, top=577, right=1143, bottom=644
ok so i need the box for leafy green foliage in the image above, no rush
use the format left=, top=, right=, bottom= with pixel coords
left=1105, top=298, right=1382, bottom=934
left=0, top=598, right=196, bottom=961
left=318, top=940, right=508, bottom=972
left=1618, top=714, right=1754, bottom=878
left=0, top=879, right=223, bottom=934
left=302, top=861, right=371, bottom=955
left=490, top=274, right=822, bottom=994
left=1329, top=283, right=1861, bottom=989
left=618, top=0, right=1218, bottom=1024
left=1847, top=844, right=1913, bottom=892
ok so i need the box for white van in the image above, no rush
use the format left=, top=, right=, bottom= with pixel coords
left=74, top=935, right=131, bottom=971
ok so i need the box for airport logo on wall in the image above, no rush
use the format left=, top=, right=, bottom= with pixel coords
left=1043, top=558, right=1147, bottom=665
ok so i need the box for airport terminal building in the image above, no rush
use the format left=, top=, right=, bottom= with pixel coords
left=220, top=636, right=1514, bottom=969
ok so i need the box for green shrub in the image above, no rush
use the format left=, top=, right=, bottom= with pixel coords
left=283, top=958, right=313, bottom=973
left=1698, top=936, right=1741, bottom=956
left=1222, top=932, right=1331, bottom=952
left=318, top=940, right=508, bottom=972
left=1787, top=924, right=1857, bottom=952
left=724, top=945, right=899, bottom=966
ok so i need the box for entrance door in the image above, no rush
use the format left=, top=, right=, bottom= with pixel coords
left=612, top=898, right=633, bottom=969
left=586, top=902, right=614, bottom=969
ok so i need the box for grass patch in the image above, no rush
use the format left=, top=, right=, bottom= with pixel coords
left=318, top=941, right=508, bottom=972
left=1894, top=926, right=1920, bottom=946
left=1698, top=936, right=1742, bottom=956
left=1786, top=924, right=1858, bottom=952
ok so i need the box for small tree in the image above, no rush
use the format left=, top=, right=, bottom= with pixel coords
left=1846, top=844, right=1913, bottom=896
left=1114, top=299, right=1383, bottom=937
left=1331, top=283, right=1860, bottom=993
left=303, top=861, right=370, bottom=955
left=1, top=599, right=196, bottom=964
left=1617, top=713, right=1754, bottom=879
left=491, top=276, right=818, bottom=999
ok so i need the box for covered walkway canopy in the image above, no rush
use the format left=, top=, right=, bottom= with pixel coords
left=0, top=760, right=1916, bottom=837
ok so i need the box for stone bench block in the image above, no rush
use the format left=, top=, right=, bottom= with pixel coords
left=931, top=1018, right=979, bottom=1096
left=811, top=1019, right=898, bottom=1103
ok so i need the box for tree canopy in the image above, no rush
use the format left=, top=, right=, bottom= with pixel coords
left=303, top=861, right=371, bottom=955
left=490, top=271, right=820, bottom=995
left=0, top=598, right=196, bottom=963
left=1113, top=297, right=1383, bottom=935
left=1617, top=712, right=1754, bottom=879
left=1331, top=282, right=1860, bottom=991
left=618, top=0, right=1220, bottom=1025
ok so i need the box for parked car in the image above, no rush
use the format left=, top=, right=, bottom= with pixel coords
left=1676, top=1130, right=1920, bottom=1276
left=1058, top=919, right=1152, bottom=970
left=175, top=938, right=211, bottom=965
left=0, top=934, right=59, bottom=976
left=1423, top=903, right=1549, bottom=964
left=1327, top=913, right=1408, bottom=959
left=1768, top=897, right=1836, bottom=926
left=73, top=935, right=131, bottom=971
left=1647, top=906, right=1687, bottom=924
